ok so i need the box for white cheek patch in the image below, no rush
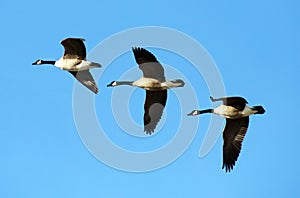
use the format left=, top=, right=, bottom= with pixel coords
left=112, top=81, right=117, bottom=86
left=242, top=106, right=255, bottom=116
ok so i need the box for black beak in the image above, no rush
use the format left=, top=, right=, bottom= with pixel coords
left=107, top=81, right=115, bottom=87
left=187, top=112, right=194, bottom=116
left=187, top=110, right=198, bottom=116
left=32, top=62, right=37, bottom=65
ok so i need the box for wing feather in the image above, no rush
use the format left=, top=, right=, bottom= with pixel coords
left=144, top=90, right=167, bottom=134
left=69, top=70, right=98, bottom=94
left=222, top=117, right=249, bottom=172
left=132, top=47, right=166, bottom=82
left=61, top=38, right=86, bottom=60
left=213, top=96, right=248, bottom=111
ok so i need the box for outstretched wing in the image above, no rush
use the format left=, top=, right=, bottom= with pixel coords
left=132, top=47, right=166, bottom=82
left=69, top=70, right=98, bottom=94
left=144, top=90, right=167, bottom=134
left=212, top=96, right=248, bottom=111
left=61, top=38, right=86, bottom=60
left=222, top=117, right=249, bottom=172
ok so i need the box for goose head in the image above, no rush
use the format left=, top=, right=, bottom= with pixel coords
left=107, top=81, right=118, bottom=87
left=187, top=110, right=200, bottom=116
left=32, top=59, right=43, bottom=65
left=32, top=59, right=55, bottom=65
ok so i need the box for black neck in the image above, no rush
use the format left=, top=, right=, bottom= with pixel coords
left=199, top=109, right=213, bottom=114
left=42, top=60, right=56, bottom=65
left=117, top=81, right=134, bottom=85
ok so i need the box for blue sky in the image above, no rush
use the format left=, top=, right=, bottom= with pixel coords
left=1, top=0, right=300, bottom=197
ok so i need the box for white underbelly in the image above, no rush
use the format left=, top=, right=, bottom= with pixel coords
left=213, top=105, right=255, bottom=118
left=213, top=105, right=240, bottom=118
left=133, top=78, right=163, bottom=90
left=54, top=58, right=98, bottom=71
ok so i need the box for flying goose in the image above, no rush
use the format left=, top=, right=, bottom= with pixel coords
left=32, top=38, right=101, bottom=94
left=107, top=47, right=185, bottom=134
left=188, top=96, right=265, bottom=172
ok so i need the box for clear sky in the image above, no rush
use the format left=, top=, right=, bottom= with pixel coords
left=1, top=0, right=299, bottom=197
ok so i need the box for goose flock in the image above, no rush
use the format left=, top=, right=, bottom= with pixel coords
left=33, top=37, right=265, bottom=172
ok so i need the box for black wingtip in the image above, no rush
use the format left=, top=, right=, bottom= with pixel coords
left=132, top=46, right=140, bottom=52
left=62, top=37, right=86, bottom=43
left=144, top=129, right=155, bottom=135
left=132, top=46, right=152, bottom=53
left=86, top=85, right=98, bottom=94
left=187, top=110, right=198, bottom=116
left=222, top=163, right=234, bottom=173
left=107, top=81, right=115, bottom=87
left=144, top=116, right=156, bottom=135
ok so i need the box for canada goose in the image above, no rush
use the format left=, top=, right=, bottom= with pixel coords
left=32, top=38, right=101, bottom=94
left=188, top=96, right=265, bottom=172
left=107, top=47, right=185, bottom=134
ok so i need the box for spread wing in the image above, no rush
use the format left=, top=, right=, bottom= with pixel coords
left=212, top=96, right=248, bottom=111
left=222, top=117, right=249, bottom=172
left=144, top=90, right=167, bottom=134
left=132, top=47, right=166, bottom=82
left=69, top=70, right=98, bottom=94
left=61, top=38, right=86, bottom=60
